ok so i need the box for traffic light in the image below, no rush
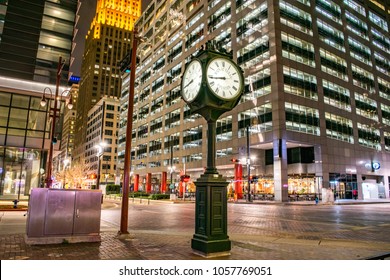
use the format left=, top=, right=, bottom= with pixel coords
left=90, top=173, right=97, bottom=179
left=231, top=158, right=240, bottom=163
left=180, top=175, right=190, bottom=182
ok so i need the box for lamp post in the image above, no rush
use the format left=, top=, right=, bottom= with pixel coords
left=169, top=138, right=176, bottom=192
left=63, top=158, right=70, bottom=188
left=105, top=162, right=109, bottom=184
left=246, top=126, right=252, bottom=202
left=40, top=56, right=73, bottom=188
left=94, top=142, right=106, bottom=190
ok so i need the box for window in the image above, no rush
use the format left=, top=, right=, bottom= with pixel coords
left=183, top=125, right=202, bottom=149
left=325, top=112, right=354, bottom=143
left=283, top=66, right=318, bottom=100
left=216, top=116, right=232, bottom=142
left=357, top=123, right=381, bottom=150
left=280, top=1, right=312, bottom=35
left=282, top=32, right=315, bottom=67
left=238, top=104, right=273, bottom=138
left=320, top=49, right=347, bottom=80
left=317, top=19, right=345, bottom=51
left=355, top=92, right=377, bottom=121
left=315, top=0, right=341, bottom=24
left=323, top=79, right=351, bottom=111
left=285, top=102, right=320, bottom=135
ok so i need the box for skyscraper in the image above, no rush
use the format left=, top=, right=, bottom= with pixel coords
left=0, top=0, right=77, bottom=198
left=121, top=0, right=390, bottom=201
left=0, top=0, right=77, bottom=85
left=74, top=0, right=141, bottom=174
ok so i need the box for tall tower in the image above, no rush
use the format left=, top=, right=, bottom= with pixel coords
left=121, top=0, right=390, bottom=202
left=74, top=0, right=141, bottom=164
left=0, top=0, right=77, bottom=85
left=0, top=0, right=77, bottom=198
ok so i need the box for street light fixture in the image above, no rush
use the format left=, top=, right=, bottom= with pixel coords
left=40, top=56, right=73, bottom=188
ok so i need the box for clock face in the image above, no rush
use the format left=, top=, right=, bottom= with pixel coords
left=206, top=58, right=243, bottom=100
left=181, top=60, right=202, bottom=103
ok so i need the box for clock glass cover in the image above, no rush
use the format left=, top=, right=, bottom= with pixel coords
left=206, top=58, right=242, bottom=100
left=181, top=60, right=202, bottom=102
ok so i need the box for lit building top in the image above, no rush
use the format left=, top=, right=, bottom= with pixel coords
left=88, top=0, right=141, bottom=39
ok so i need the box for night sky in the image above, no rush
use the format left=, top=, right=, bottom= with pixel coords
left=71, top=0, right=152, bottom=76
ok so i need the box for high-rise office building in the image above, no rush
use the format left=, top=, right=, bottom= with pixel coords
left=84, top=96, right=120, bottom=188
left=0, top=0, right=77, bottom=85
left=120, top=0, right=390, bottom=201
left=74, top=0, right=141, bottom=169
left=0, top=0, right=77, bottom=198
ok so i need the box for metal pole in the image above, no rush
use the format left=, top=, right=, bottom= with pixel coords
left=96, top=153, right=101, bottom=190
left=170, top=140, right=173, bottom=189
left=105, top=160, right=108, bottom=184
left=63, top=164, right=66, bottom=188
left=120, top=28, right=139, bottom=234
left=206, top=120, right=217, bottom=174
left=246, top=126, right=251, bottom=202
left=46, top=56, right=63, bottom=188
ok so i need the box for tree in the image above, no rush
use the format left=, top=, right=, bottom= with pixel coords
left=54, top=162, right=87, bottom=189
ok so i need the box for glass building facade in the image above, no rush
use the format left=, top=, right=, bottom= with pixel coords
left=119, top=0, right=390, bottom=201
left=0, top=78, right=68, bottom=198
left=0, top=0, right=77, bottom=85
left=0, top=0, right=77, bottom=199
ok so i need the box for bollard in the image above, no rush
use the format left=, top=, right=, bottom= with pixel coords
left=13, top=199, right=18, bottom=209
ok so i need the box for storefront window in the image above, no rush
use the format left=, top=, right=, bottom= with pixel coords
left=329, top=173, right=357, bottom=199
left=9, top=108, right=28, bottom=129
left=0, top=148, right=43, bottom=199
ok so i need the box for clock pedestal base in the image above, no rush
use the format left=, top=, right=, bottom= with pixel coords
left=191, top=172, right=231, bottom=257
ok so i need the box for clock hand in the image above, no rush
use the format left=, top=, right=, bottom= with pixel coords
left=184, top=79, right=193, bottom=89
left=208, top=76, right=226, bottom=80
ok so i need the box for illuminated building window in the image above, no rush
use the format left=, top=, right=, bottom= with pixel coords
left=285, top=102, right=320, bottom=136
left=323, top=79, right=351, bottom=111
left=325, top=112, right=354, bottom=143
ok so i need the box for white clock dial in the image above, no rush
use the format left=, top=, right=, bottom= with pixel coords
left=206, top=58, right=243, bottom=100
left=181, top=60, right=202, bottom=102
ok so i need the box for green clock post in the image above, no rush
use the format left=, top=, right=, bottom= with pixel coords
left=181, top=43, right=244, bottom=257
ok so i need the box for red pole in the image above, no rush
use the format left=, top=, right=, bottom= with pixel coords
left=120, top=28, right=138, bottom=234
left=235, top=163, right=243, bottom=199
left=161, top=171, right=167, bottom=193
left=134, top=174, right=139, bottom=192
left=146, top=173, right=152, bottom=193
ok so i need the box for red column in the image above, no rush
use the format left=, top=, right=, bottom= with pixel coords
left=179, top=181, right=184, bottom=197
left=161, top=171, right=167, bottom=193
left=235, top=163, right=243, bottom=199
left=146, top=173, right=152, bottom=193
left=134, top=174, right=139, bottom=192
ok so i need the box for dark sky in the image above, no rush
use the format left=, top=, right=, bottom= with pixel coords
left=71, top=0, right=152, bottom=76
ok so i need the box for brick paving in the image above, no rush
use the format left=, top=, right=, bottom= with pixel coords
left=1, top=199, right=390, bottom=260
left=2, top=230, right=389, bottom=260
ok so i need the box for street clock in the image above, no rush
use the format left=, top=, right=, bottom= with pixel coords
left=180, top=44, right=244, bottom=122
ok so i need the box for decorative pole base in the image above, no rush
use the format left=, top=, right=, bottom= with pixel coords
left=191, top=172, right=231, bottom=257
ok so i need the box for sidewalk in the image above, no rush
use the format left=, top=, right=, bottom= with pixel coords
left=1, top=198, right=390, bottom=260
